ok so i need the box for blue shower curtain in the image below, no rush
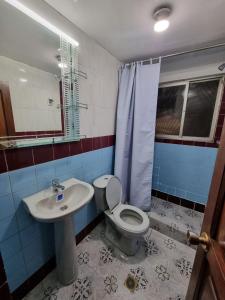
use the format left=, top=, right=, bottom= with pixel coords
left=114, top=61, right=161, bottom=211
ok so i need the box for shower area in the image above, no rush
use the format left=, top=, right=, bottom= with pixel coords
left=148, top=44, right=225, bottom=244
left=115, top=42, right=225, bottom=230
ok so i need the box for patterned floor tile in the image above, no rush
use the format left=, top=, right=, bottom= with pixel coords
left=149, top=197, right=204, bottom=247
left=23, top=222, right=196, bottom=300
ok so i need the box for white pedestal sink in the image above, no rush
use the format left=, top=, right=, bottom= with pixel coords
left=23, top=178, right=94, bottom=285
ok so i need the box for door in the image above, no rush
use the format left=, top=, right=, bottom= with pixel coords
left=186, top=123, right=225, bottom=299
left=0, top=82, right=15, bottom=137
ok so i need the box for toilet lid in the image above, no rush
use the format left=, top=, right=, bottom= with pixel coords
left=106, top=176, right=122, bottom=212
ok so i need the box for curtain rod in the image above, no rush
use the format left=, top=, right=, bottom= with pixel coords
left=124, top=42, right=225, bottom=66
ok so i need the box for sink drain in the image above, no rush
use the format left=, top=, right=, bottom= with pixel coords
left=60, top=205, right=68, bottom=211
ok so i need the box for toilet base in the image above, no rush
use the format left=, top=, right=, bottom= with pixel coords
left=105, top=218, right=141, bottom=256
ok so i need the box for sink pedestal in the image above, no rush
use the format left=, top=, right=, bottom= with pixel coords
left=54, top=215, right=78, bottom=285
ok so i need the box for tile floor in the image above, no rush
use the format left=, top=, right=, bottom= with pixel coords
left=23, top=220, right=196, bottom=300
left=149, top=197, right=204, bottom=246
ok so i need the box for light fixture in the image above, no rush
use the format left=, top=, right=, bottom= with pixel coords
left=4, top=0, right=79, bottom=47
left=19, top=78, right=28, bottom=82
left=153, top=6, right=171, bottom=32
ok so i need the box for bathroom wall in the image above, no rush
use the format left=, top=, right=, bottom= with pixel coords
left=0, top=0, right=119, bottom=294
left=0, top=56, right=62, bottom=132
left=0, top=253, right=10, bottom=300
left=153, top=49, right=225, bottom=205
left=152, top=143, right=217, bottom=204
left=0, top=140, right=114, bottom=292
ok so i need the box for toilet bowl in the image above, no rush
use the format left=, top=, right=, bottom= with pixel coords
left=93, top=175, right=150, bottom=256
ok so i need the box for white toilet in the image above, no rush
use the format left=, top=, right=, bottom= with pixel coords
left=93, top=175, right=150, bottom=256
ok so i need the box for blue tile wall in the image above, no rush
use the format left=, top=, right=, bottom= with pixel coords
left=0, top=146, right=114, bottom=291
left=153, top=143, right=217, bottom=204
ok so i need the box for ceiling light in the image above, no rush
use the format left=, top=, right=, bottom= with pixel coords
left=19, top=78, right=28, bottom=82
left=4, top=0, right=79, bottom=47
left=153, top=6, right=171, bottom=33
left=154, top=19, right=170, bottom=32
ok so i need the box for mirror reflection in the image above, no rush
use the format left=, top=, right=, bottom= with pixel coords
left=0, top=1, right=77, bottom=148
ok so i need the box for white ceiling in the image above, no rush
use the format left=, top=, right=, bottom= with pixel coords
left=44, top=0, right=225, bottom=62
left=0, top=1, right=60, bottom=75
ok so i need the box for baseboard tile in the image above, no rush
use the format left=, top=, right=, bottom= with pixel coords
left=152, top=189, right=205, bottom=213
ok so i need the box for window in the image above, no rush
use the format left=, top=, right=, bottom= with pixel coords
left=156, top=78, right=223, bottom=142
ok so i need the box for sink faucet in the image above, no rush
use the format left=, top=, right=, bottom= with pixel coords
left=52, top=178, right=65, bottom=192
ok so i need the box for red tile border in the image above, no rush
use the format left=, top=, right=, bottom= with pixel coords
left=0, top=254, right=6, bottom=286
left=0, top=283, right=11, bottom=300
left=33, top=145, right=54, bottom=165
left=0, top=151, right=7, bottom=173
left=81, top=138, right=93, bottom=152
left=108, top=135, right=115, bottom=146
left=0, top=135, right=116, bottom=173
left=5, top=148, right=34, bottom=171
left=53, top=143, right=70, bottom=160
left=100, top=136, right=109, bottom=148
left=69, top=141, right=83, bottom=156
left=92, top=137, right=101, bottom=150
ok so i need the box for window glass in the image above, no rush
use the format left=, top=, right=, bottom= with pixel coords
left=183, top=80, right=219, bottom=137
left=156, top=85, right=185, bottom=135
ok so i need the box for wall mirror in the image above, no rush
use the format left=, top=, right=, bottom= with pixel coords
left=0, top=1, right=81, bottom=149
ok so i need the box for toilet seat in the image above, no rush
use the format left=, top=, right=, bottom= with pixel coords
left=113, top=204, right=149, bottom=234
left=105, top=176, right=149, bottom=235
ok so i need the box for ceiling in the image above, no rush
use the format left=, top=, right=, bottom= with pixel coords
left=44, top=0, right=225, bottom=62
left=0, top=1, right=60, bottom=75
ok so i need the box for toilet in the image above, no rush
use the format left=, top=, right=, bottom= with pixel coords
left=93, top=175, right=150, bottom=256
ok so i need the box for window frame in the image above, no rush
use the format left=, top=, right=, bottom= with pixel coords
left=156, top=76, right=224, bottom=142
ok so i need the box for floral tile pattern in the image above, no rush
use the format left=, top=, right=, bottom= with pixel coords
left=71, top=277, right=92, bottom=300
left=164, top=238, right=177, bottom=250
left=129, top=267, right=148, bottom=290
left=175, top=258, right=193, bottom=278
left=155, top=265, right=170, bottom=282
left=78, top=252, right=89, bottom=265
left=144, top=235, right=159, bottom=256
left=99, top=246, right=114, bottom=264
left=23, top=221, right=196, bottom=300
left=42, top=286, right=59, bottom=300
left=104, top=275, right=118, bottom=294
left=149, top=196, right=204, bottom=247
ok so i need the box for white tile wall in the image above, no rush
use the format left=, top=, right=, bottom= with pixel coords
left=0, top=56, right=62, bottom=132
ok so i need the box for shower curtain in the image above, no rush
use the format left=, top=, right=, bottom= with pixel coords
left=114, top=61, right=161, bottom=211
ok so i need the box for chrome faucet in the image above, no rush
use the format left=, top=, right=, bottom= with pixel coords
left=52, top=178, right=65, bottom=192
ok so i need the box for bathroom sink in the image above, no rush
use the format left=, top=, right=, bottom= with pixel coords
left=23, top=177, right=94, bottom=286
left=23, top=178, right=94, bottom=223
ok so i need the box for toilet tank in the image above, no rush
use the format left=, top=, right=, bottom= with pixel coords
left=93, top=175, right=113, bottom=211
